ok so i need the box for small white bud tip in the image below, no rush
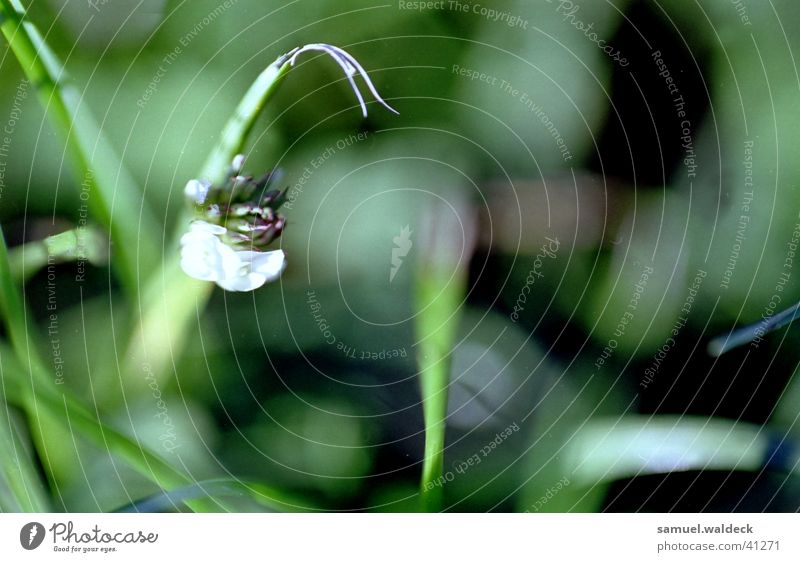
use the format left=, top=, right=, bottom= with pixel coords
left=232, top=154, right=246, bottom=173
left=184, top=179, right=211, bottom=205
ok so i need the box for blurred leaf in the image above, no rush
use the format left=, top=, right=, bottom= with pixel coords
left=455, top=0, right=630, bottom=175
left=582, top=191, right=694, bottom=356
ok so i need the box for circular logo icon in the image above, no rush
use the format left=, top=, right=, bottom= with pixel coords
left=20, top=522, right=45, bottom=550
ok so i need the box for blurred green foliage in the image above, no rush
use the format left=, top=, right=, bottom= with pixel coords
left=2, top=0, right=800, bottom=512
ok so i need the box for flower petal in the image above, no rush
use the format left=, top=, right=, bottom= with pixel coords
left=214, top=250, right=286, bottom=292
left=180, top=225, right=238, bottom=282
left=242, top=250, right=286, bottom=282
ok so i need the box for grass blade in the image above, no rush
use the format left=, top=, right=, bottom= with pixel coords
left=565, top=416, right=788, bottom=485
left=414, top=194, right=476, bottom=511
left=0, top=394, right=50, bottom=512
left=708, top=301, right=800, bottom=356
left=0, top=0, right=159, bottom=295
left=0, top=228, right=231, bottom=511
left=8, top=227, right=107, bottom=284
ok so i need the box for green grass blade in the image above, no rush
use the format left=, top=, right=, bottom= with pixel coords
left=8, top=227, right=107, bottom=284
left=0, top=0, right=159, bottom=295
left=416, top=274, right=459, bottom=512
left=0, top=227, right=50, bottom=511
left=414, top=195, right=475, bottom=511
left=0, top=226, right=46, bottom=376
left=565, top=416, right=779, bottom=485
left=0, top=395, right=50, bottom=512
left=2, top=353, right=238, bottom=512
left=0, top=229, right=233, bottom=511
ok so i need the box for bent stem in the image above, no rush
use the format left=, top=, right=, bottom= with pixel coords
left=122, top=55, right=295, bottom=393
left=126, top=42, right=399, bottom=389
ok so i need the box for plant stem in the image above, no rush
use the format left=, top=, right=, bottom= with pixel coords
left=417, top=329, right=449, bottom=512
left=0, top=396, right=50, bottom=511
left=199, top=55, right=294, bottom=184
left=0, top=0, right=159, bottom=296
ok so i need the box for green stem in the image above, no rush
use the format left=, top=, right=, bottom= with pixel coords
left=413, top=195, right=475, bottom=512
left=0, top=0, right=159, bottom=296
left=199, top=56, right=293, bottom=184
left=415, top=270, right=468, bottom=512
left=418, top=343, right=449, bottom=512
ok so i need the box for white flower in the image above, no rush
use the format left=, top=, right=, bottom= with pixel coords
left=179, top=220, right=286, bottom=291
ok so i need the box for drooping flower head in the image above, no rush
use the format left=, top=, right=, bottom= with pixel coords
left=180, top=43, right=397, bottom=291
left=180, top=155, right=288, bottom=292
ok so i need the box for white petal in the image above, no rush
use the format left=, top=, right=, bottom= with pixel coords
left=180, top=243, right=220, bottom=281
left=215, top=250, right=286, bottom=292
left=179, top=219, right=285, bottom=292
left=238, top=250, right=286, bottom=282
left=180, top=229, right=238, bottom=282
left=216, top=272, right=265, bottom=292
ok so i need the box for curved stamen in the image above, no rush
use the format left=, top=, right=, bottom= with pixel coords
left=288, top=43, right=399, bottom=117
